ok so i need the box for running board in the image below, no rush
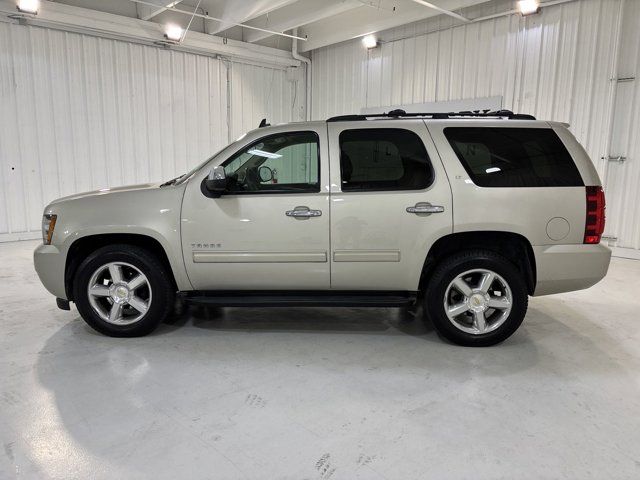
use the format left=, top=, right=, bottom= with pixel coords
left=183, top=291, right=417, bottom=308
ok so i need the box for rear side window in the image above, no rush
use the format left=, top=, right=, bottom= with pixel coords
left=444, top=127, right=583, bottom=187
left=339, top=128, right=433, bottom=192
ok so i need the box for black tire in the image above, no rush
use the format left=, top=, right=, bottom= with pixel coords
left=73, top=244, right=175, bottom=337
left=424, top=250, right=528, bottom=347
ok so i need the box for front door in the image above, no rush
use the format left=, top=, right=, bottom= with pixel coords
left=327, top=120, right=453, bottom=291
left=181, top=126, right=330, bottom=290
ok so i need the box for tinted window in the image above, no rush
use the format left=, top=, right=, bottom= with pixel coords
left=339, top=129, right=433, bottom=192
left=223, top=131, right=319, bottom=194
left=444, top=127, right=583, bottom=187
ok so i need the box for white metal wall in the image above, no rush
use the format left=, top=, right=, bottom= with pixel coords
left=312, top=0, right=640, bottom=250
left=0, top=22, right=302, bottom=241
left=603, top=0, right=640, bottom=252
left=230, top=62, right=302, bottom=140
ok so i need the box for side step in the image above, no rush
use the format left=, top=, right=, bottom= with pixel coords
left=184, top=291, right=417, bottom=308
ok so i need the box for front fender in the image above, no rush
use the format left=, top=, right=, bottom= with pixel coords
left=62, top=226, right=192, bottom=292
left=40, top=183, right=192, bottom=298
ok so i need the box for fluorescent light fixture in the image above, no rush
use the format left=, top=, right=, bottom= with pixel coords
left=517, top=0, right=540, bottom=16
left=164, top=23, right=184, bottom=42
left=248, top=149, right=282, bottom=159
left=362, top=34, right=378, bottom=49
left=17, top=0, right=39, bottom=14
left=486, top=167, right=501, bottom=173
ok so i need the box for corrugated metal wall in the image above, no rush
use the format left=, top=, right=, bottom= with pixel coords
left=0, top=22, right=302, bottom=241
left=230, top=62, right=302, bottom=140
left=312, top=0, right=640, bottom=250
left=603, top=0, right=640, bottom=252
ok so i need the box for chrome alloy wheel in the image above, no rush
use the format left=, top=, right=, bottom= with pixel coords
left=443, top=268, right=512, bottom=335
left=87, top=262, right=152, bottom=325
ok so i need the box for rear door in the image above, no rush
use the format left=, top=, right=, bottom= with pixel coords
left=327, top=119, right=453, bottom=291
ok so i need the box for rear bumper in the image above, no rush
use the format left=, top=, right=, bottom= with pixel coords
left=34, top=243, right=67, bottom=300
left=532, top=243, right=611, bottom=296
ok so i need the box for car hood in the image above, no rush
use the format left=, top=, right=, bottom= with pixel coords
left=48, top=182, right=162, bottom=206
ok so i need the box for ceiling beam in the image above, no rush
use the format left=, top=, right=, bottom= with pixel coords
left=408, top=0, right=470, bottom=23
left=136, top=0, right=183, bottom=21
left=208, top=0, right=301, bottom=35
left=127, top=0, right=307, bottom=41
left=244, top=0, right=361, bottom=43
left=297, top=0, right=485, bottom=52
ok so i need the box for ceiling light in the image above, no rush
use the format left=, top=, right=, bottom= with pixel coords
left=517, top=0, right=540, bottom=16
left=362, top=34, right=378, bottom=49
left=248, top=149, right=282, bottom=159
left=16, top=0, right=39, bottom=14
left=164, top=24, right=184, bottom=42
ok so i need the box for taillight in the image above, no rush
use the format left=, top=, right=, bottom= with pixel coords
left=584, top=186, right=605, bottom=244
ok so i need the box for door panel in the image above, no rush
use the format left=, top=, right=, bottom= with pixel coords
left=328, top=120, right=453, bottom=291
left=181, top=125, right=330, bottom=290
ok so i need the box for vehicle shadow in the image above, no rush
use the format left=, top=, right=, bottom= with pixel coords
left=23, top=298, right=637, bottom=477
left=184, top=303, right=538, bottom=348
left=188, top=304, right=420, bottom=334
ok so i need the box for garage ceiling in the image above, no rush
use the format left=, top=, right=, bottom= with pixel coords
left=53, top=0, right=491, bottom=52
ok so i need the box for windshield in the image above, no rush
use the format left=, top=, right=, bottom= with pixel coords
left=170, top=144, right=234, bottom=186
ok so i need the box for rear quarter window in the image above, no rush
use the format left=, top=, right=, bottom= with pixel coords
left=444, top=127, right=584, bottom=187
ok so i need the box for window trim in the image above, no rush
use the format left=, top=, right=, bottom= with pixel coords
left=443, top=126, right=584, bottom=188
left=338, top=128, right=435, bottom=193
left=208, top=130, right=322, bottom=196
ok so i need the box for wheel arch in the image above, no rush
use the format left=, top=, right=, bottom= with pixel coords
left=419, top=231, right=536, bottom=295
left=64, top=233, right=178, bottom=301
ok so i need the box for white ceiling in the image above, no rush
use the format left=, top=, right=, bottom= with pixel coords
left=53, top=0, right=493, bottom=52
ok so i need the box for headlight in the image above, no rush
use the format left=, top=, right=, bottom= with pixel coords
left=42, top=214, right=57, bottom=245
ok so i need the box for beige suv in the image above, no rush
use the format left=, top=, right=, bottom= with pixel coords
left=34, top=110, right=611, bottom=346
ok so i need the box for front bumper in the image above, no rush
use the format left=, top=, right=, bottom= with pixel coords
left=532, top=243, right=611, bottom=296
left=34, top=243, right=68, bottom=300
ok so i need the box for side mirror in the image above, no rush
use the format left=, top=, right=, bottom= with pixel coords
left=258, top=165, right=274, bottom=183
left=205, top=166, right=228, bottom=196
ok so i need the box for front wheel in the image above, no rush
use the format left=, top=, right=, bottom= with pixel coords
left=73, top=244, right=175, bottom=337
left=424, top=250, right=528, bottom=347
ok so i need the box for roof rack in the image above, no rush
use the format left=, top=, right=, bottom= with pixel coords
left=326, top=109, right=536, bottom=122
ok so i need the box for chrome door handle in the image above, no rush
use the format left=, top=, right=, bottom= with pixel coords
left=285, top=206, right=322, bottom=219
left=406, top=202, right=445, bottom=215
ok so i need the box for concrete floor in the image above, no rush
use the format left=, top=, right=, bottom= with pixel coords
left=1, top=240, right=640, bottom=480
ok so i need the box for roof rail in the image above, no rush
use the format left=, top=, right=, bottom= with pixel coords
left=326, top=109, right=536, bottom=122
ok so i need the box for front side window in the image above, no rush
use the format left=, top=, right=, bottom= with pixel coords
left=338, top=128, right=433, bottom=192
left=222, top=131, right=319, bottom=194
left=444, top=127, right=583, bottom=187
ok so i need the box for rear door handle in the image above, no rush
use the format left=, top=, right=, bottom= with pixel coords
left=406, top=202, right=445, bottom=215
left=285, top=206, right=322, bottom=219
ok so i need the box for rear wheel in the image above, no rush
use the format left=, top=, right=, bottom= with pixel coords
left=424, top=250, right=528, bottom=346
left=73, top=244, right=175, bottom=337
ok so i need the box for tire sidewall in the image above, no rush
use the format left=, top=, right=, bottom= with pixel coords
left=426, top=251, right=528, bottom=347
left=73, top=246, right=173, bottom=337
